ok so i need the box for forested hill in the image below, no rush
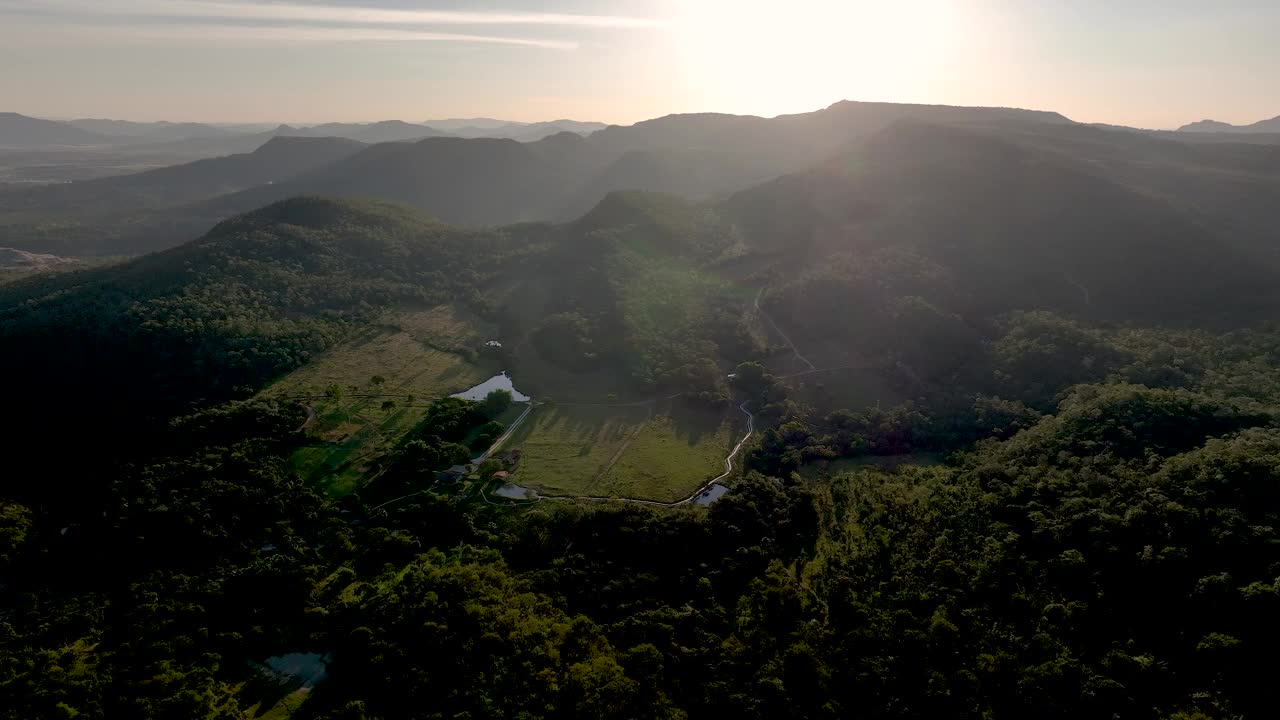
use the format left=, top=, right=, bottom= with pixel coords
left=0, top=197, right=537, bottom=413
left=729, top=120, right=1280, bottom=329
left=0, top=198, right=550, bottom=509
left=0, top=190, right=752, bottom=479
left=198, top=136, right=586, bottom=228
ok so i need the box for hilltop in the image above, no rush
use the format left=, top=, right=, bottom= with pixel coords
left=425, top=117, right=608, bottom=141
left=1178, top=114, right=1280, bottom=133
left=0, top=111, right=114, bottom=147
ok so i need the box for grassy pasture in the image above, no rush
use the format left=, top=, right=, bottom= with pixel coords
left=596, top=401, right=739, bottom=502
left=507, top=399, right=743, bottom=503
left=263, top=304, right=492, bottom=495
left=503, top=404, right=651, bottom=497
left=265, top=309, right=490, bottom=401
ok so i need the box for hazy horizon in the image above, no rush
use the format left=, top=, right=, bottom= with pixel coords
left=3, top=0, right=1279, bottom=129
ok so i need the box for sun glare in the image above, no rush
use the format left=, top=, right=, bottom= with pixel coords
left=670, top=0, right=961, bottom=115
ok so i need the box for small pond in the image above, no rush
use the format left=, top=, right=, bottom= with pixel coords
left=262, top=652, right=329, bottom=689
left=494, top=483, right=538, bottom=500
left=695, top=484, right=730, bottom=506
left=452, top=372, right=531, bottom=402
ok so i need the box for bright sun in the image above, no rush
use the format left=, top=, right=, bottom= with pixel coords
left=669, top=0, right=962, bottom=116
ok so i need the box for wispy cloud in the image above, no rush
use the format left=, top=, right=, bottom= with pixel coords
left=0, top=0, right=665, bottom=49
left=16, top=21, right=581, bottom=49
left=2, top=0, right=665, bottom=28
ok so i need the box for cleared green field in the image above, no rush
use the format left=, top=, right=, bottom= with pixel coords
left=285, top=400, right=436, bottom=496
left=262, top=304, right=493, bottom=496
left=264, top=328, right=487, bottom=402
left=505, top=400, right=742, bottom=503
left=504, top=404, right=651, bottom=497
left=597, top=403, right=739, bottom=502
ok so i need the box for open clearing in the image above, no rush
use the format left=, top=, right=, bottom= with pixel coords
left=264, top=306, right=491, bottom=401
left=507, top=399, right=741, bottom=503
left=595, top=405, right=738, bottom=502
left=502, top=404, right=651, bottom=496
left=263, top=305, right=492, bottom=496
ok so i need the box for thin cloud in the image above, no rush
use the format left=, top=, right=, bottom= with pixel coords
left=4, top=0, right=665, bottom=28
left=8, top=21, right=581, bottom=49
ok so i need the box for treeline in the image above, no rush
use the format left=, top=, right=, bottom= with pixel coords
left=748, top=308, right=1280, bottom=476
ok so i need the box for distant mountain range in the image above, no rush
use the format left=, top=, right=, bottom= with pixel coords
left=66, top=119, right=239, bottom=142
left=428, top=119, right=609, bottom=141
left=5, top=99, right=1279, bottom=272
left=8, top=107, right=1280, bottom=151
left=0, top=101, right=1077, bottom=255
left=1178, top=115, right=1280, bottom=133
left=0, top=112, right=115, bottom=147
left=0, top=113, right=605, bottom=150
left=0, top=136, right=364, bottom=213
left=423, top=117, right=519, bottom=131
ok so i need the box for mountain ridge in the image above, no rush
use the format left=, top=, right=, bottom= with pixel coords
left=0, top=111, right=116, bottom=147
left=6, top=100, right=1278, bottom=259
left=1178, top=114, right=1280, bottom=133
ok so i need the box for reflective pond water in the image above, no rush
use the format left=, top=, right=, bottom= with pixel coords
left=451, top=372, right=531, bottom=402
left=695, top=484, right=730, bottom=506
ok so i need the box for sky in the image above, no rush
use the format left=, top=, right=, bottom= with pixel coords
left=1, top=0, right=1277, bottom=128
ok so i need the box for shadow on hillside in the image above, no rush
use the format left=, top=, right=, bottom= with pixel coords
left=664, top=398, right=735, bottom=447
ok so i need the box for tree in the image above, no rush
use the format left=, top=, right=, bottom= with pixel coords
left=732, top=361, right=785, bottom=410
left=478, top=389, right=514, bottom=419
left=478, top=459, right=504, bottom=481
left=380, top=400, right=397, bottom=412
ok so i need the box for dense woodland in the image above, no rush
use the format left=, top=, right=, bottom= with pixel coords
left=4, top=364, right=1278, bottom=719
left=3, top=104, right=1280, bottom=718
